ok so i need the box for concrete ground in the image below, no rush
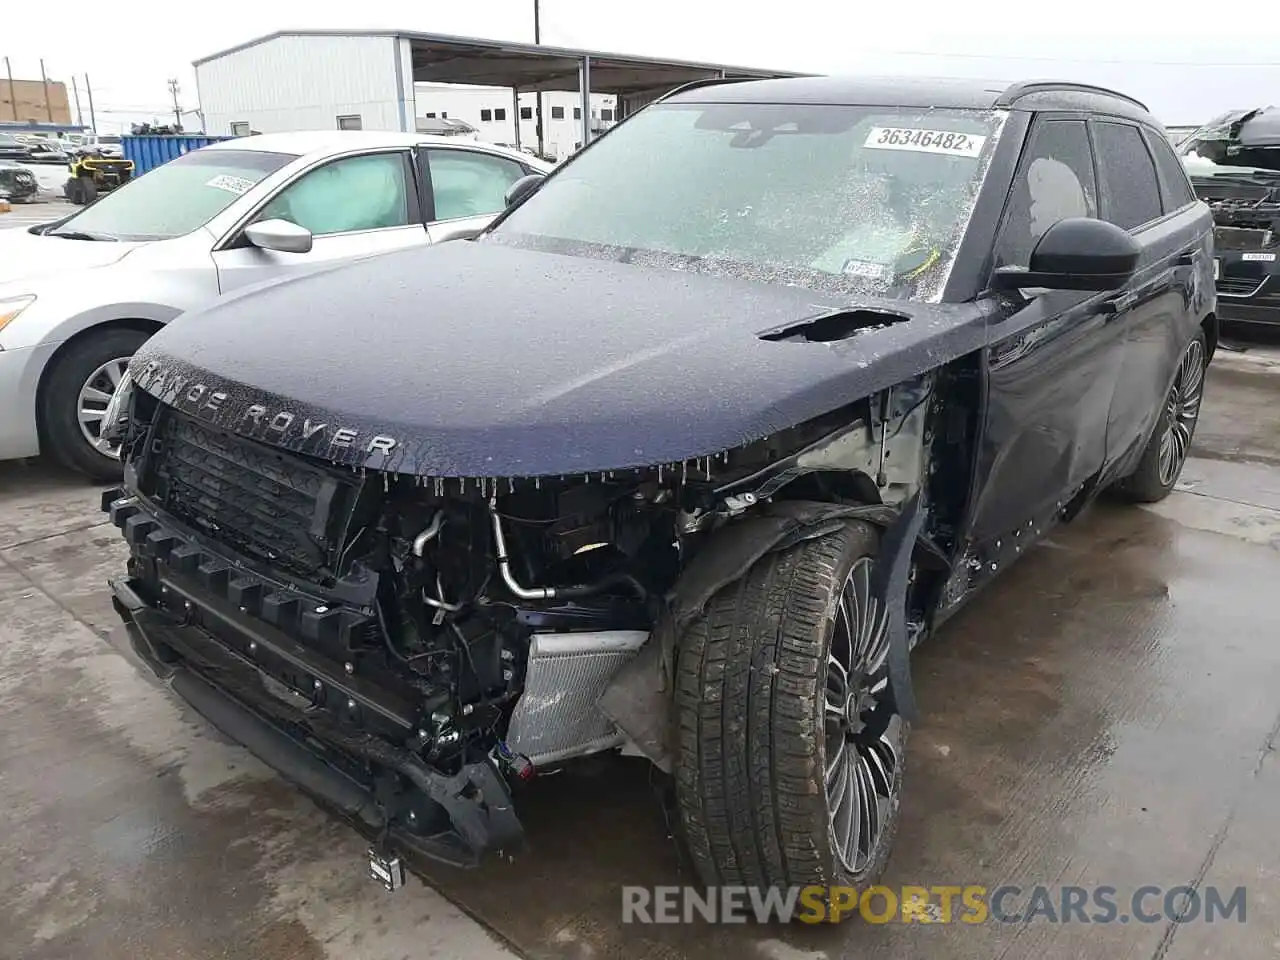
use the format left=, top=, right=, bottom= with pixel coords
left=0, top=197, right=76, bottom=230
left=2, top=338, right=1280, bottom=959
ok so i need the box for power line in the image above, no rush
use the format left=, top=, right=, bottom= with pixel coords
left=874, top=49, right=1280, bottom=68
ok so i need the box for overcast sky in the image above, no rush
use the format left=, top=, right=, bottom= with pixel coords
left=8, top=0, right=1279, bottom=131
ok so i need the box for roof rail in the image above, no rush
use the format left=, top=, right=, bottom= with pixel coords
left=656, top=75, right=763, bottom=102
left=996, top=81, right=1149, bottom=113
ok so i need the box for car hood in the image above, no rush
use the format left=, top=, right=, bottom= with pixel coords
left=132, top=241, right=991, bottom=477
left=0, top=228, right=141, bottom=285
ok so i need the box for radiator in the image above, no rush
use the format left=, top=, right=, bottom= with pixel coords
left=504, top=630, right=650, bottom=766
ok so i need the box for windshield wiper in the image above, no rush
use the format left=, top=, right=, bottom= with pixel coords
left=47, top=229, right=118, bottom=241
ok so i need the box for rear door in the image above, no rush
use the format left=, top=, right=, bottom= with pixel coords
left=1091, top=120, right=1208, bottom=469
left=213, top=149, right=427, bottom=295
left=418, top=146, right=536, bottom=243
left=969, top=115, right=1129, bottom=543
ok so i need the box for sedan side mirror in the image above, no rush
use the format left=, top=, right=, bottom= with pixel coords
left=244, top=218, right=313, bottom=254
left=991, top=217, right=1141, bottom=293
left=504, top=173, right=544, bottom=208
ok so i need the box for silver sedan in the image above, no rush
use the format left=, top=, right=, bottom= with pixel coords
left=0, top=131, right=550, bottom=478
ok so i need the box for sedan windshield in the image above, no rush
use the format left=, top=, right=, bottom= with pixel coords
left=490, top=101, right=1006, bottom=299
left=52, top=148, right=296, bottom=241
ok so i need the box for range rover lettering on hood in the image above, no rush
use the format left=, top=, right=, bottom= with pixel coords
left=134, top=359, right=399, bottom=456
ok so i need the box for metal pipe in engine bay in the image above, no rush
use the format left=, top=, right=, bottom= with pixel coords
left=412, top=510, right=446, bottom=557
left=488, top=497, right=557, bottom=600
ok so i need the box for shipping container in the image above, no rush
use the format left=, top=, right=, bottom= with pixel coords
left=122, top=134, right=235, bottom=176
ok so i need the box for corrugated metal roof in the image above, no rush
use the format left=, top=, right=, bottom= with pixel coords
left=193, top=29, right=809, bottom=95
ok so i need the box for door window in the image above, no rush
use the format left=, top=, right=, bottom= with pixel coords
left=258, top=152, right=412, bottom=236
left=995, top=119, right=1097, bottom=267
left=426, top=148, right=527, bottom=221
left=1146, top=132, right=1197, bottom=212
left=1093, top=121, right=1163, bottom=230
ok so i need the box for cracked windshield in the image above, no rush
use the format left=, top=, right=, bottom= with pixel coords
left=491, top=102, right=1004, bottom=299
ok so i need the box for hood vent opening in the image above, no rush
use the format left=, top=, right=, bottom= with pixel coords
left=758, top=309, right=909, bottom=344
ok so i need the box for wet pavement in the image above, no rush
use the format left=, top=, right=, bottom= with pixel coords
left=2, top=342, right=1279, bottom=959
left=0, top=198, right=75, bottom=231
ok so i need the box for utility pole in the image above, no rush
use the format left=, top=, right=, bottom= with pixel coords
left=4, top=57, right=16, bottom=121
left=71, top=75, right=83, bottom=127
left=39, top=59, right=53, bottom=122
left=167, top=78, right=182, bottom=130
left=85, top=74, right=97, bottom=132
left=534, top=0, right=545, bottom=158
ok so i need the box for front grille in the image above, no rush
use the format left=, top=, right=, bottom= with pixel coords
left=1218, top=276, right=1267, bottom=297
left=146, top=410, right=356, bottom=580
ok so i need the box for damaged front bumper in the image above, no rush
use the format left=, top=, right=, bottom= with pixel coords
left=102, top=489, right=524, bottom=869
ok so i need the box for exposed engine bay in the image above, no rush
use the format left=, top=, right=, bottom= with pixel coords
left=104, top=371, right=950, bottom=866
left=1193, top=178, right=1280, bottom=251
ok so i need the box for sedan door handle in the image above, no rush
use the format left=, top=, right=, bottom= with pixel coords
left=1175, top=252, right=1196, bottom=266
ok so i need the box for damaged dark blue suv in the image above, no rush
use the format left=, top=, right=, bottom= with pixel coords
left=100, top=76, right=1214, bottom=902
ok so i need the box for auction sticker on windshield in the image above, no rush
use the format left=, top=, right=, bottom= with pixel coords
left=205, top=174, right=256, bottom=195
left=864, top=127, right=987, bottom=158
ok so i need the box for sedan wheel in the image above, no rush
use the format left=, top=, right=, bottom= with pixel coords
left=38, top=327, right=151, bottom=481
left=76, top=357, right=131, bottom=458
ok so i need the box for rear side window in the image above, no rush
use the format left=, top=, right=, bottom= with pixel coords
left=1146, top=132, right=1197, bottom=211
left=1093, top=121, right=1162, bottom=230
left=995, top=118, right=1097, bottom=267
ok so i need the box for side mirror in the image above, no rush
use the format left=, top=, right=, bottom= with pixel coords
left=243, top=218, right=313, bottom=254
left=504, top=173, right=544, bottom=208
left=992, top=217, right=1141, bottom=293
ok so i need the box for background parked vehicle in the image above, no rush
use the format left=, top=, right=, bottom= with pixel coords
left=99, top=77, right=1215, bottom=899
left=93, top=135, right=124, bottom=159
left=0, top=133, right=36, bottom=163
left=0, top=131, right=552, bottom=479
left=0, top=161, right=39, bottom=203
left=24, top=138, right=69, bottom=165
left=1181, top=108, right=1280, bottom=326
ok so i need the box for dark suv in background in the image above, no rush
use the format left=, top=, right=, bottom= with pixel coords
left=1181, top=108, right=1280, bottom=326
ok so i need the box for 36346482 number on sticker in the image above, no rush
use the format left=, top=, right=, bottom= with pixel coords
left=864, top=127, right=987, bottom=158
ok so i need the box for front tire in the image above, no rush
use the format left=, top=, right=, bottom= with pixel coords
left=1116, top=331, right=1207, bottom=503
left=38, top=328, right=150, bottom=481
left=674, top=521, right=907, bottom=904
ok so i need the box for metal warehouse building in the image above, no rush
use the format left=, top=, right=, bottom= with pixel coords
left=193, top=30, right=807, bottom=155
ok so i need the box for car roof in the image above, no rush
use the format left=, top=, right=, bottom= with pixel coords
left=663, top=75, right=1155, bottom=124
left=204, top=130, right=549, bottom=167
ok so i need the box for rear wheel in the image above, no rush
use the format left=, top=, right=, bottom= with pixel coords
left=1116, top=331, right=1207, bottom=503
left=39, top=327, right=150, bottom=481
left=674, top=521, right=907, bottom=904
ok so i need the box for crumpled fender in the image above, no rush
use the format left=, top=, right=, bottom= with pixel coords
left=599, top=497, right=940, bottom=772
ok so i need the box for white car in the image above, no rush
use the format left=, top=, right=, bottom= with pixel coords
left=0, top=131, right=551, bottom=479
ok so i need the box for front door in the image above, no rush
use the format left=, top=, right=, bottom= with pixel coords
left=966, top=116, right=1131, bottom=544
left=213, top=150, right=428, bottom=295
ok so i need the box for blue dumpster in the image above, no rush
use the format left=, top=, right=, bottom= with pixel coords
left=122, top=135, right=236, bottom=176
